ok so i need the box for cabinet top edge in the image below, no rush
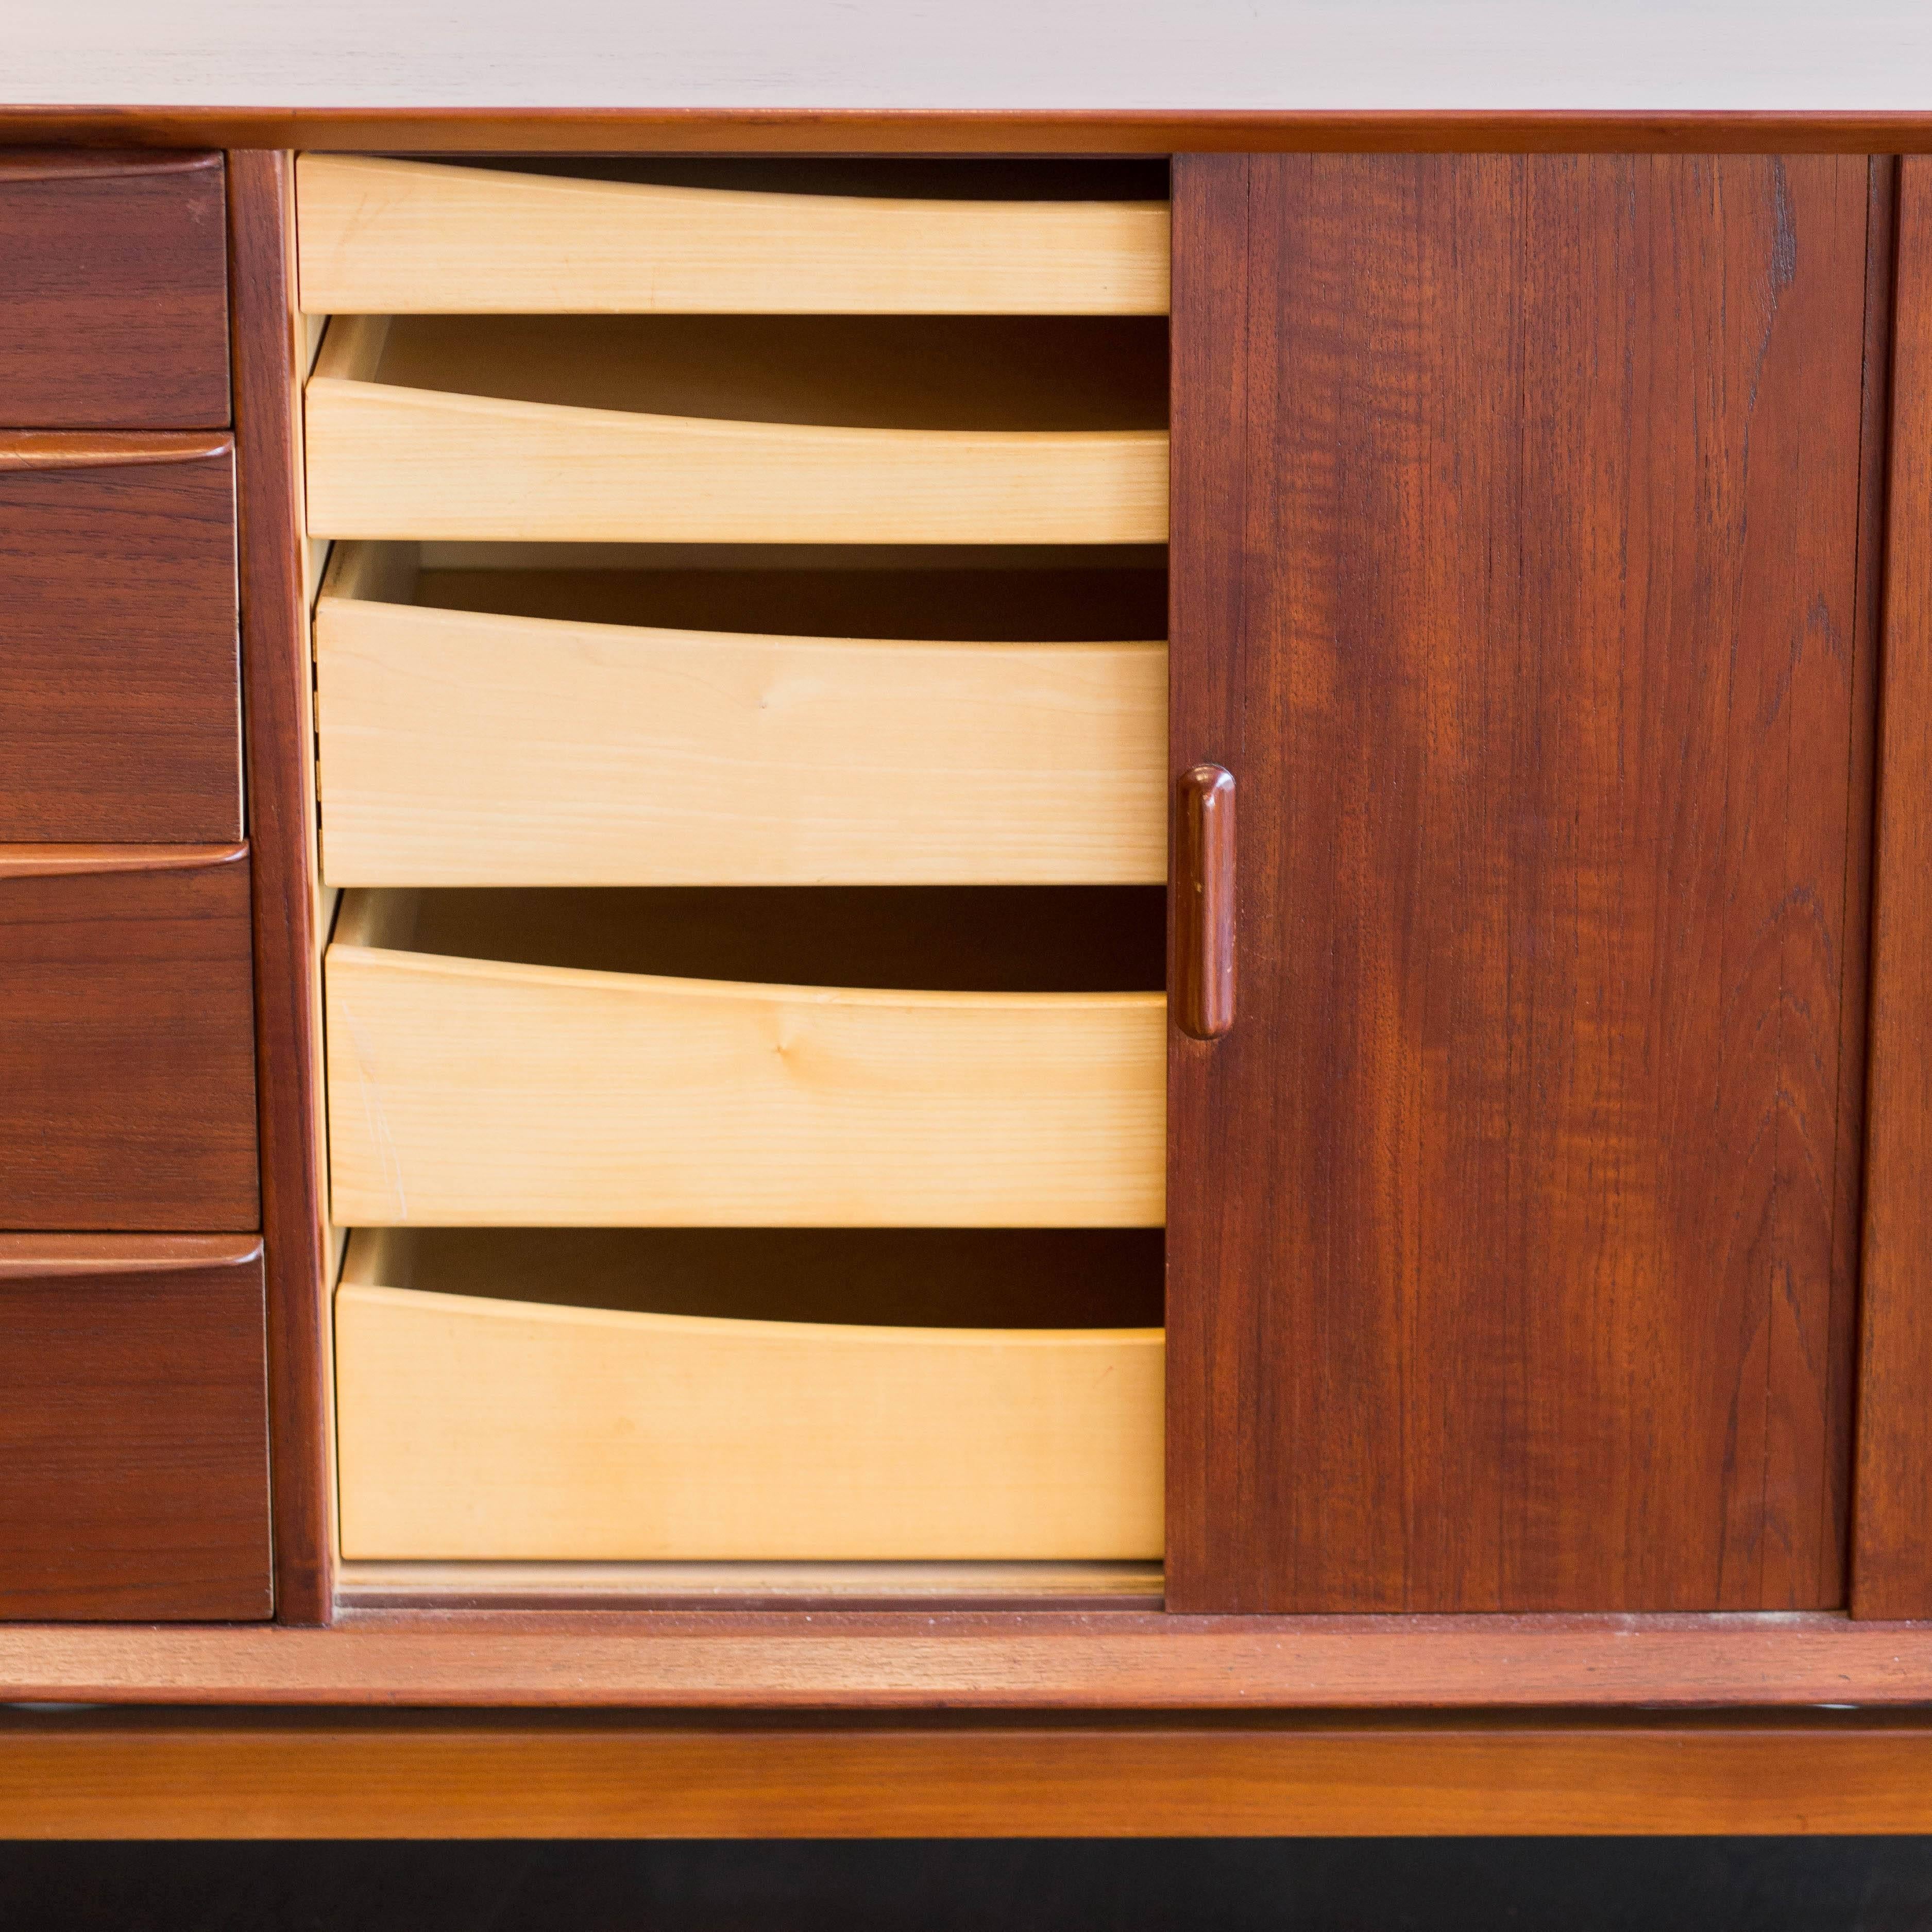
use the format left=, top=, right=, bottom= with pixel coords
left=6, top=110, right=1932, bottom=154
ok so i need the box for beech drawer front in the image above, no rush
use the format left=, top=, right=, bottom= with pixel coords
left=334, top=1231, right=1163, bottom=1562
left=0, top=152, right=230, bottom=429
left=0, top=438, right=241, bottom=842
left=0, top=1235, right=272, bottom=1620
left=296, top=154, right=1170, bottom=316
left=324, top=889, right=1166, bottom=1228
left=0, top=849, right=260, bottom=1231
left=315, top=545, right=1167, bottom=887
left=303, top=315, right=1169, bottom=545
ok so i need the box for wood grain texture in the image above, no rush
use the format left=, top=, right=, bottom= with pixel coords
left=296, top=154, right=1170, bottom=315
left=0, top=149, right=229, bottom=428
left=0, top=439, right=240, bottom=841
left=11, top=1708, right=1932, bottom=1839
left=325, top=891, right=1166, bottom=1227
left=315, top=544, right=1166, bottom=886
left=1167, top=154, right=1875, bottom=1614
left=230, top=149, right=337, bottom=1625
left=303, top=313, right=1168, bottom=545
left=1853, top=160, right=1932, bottom=1619
left=0, top=1236, right=270, bottom=1620
left=0, top=846, right=259, bottom=1230
left=12, top=1611, right=1932, bottom=1709
left=335, top=1230, right=1163, bottom=1562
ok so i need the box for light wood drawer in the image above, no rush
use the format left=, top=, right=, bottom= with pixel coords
left=334, top=1228, right=1164, bottom=1561
left=324, top=887, right=1166, bottom=1227
left=296, top=154, right=1170, bottom=316
left=303, top=314, right=1169, bottom=544
left=315, top=543, right=1168, bottom=887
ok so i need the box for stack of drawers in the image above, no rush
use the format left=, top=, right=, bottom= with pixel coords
left=297, top=155, right=1174, bottom=1575
left=0, top=152, right=270, bottom=1619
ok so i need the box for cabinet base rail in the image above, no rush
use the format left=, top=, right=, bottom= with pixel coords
left=6, top=1706, right=1932, bottom=1838
left=7, top=1611, right=1932, bottom=1710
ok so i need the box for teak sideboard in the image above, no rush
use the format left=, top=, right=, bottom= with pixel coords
left=9, top=112, right=1932, bottom=1837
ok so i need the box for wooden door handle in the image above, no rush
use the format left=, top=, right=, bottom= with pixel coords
left=1176, top=764, right=1235, bottom=1039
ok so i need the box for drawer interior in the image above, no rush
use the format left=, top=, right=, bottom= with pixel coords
left=348, top=313, right=1169, bottom=431
left=345, top=1224, right=1162, bottom=1330
left=412, top=156, right=1171, bottom=201
left=337, top=884, right=1166, bottom=993
left=353, top=541, right=1168, bottom=643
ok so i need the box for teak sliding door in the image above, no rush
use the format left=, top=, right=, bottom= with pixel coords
left=1167, top=154, right=1884, bottom=1612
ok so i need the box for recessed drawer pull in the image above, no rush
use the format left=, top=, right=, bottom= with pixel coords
left=0, top=431, right=231, bottom=470
left=0, top=841, right=245, bottom=880
left=1175, top=764, right=1235, bottom=1040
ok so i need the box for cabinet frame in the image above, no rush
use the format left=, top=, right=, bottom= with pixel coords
left=173, top=128, right=1932, bottom=1726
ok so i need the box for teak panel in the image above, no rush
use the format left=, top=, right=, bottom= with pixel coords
left=1167, top=154, right=1875, bottom=1613
left=0, top=151, right=230, bottom=429
left=0, top=1236, right=271, bottom=1620
left=1854, top=159, right=1932, bottom=1618
left=230, top=148, right=338, bottom=1624
left=296, top=154, right=1171, bottom=315
left=0, top=847, right=260, bottom=1230
left=0, top=438, right=241, bottom=842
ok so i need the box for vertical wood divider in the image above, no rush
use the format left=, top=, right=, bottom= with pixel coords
left=1165, top=152, right=1251, bottom=1609
left=1852, top=159, right=1931, bottom=1620
left=230, top=149, right=335, bottom=1624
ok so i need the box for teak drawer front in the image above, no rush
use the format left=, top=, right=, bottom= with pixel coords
left=303, top=315, right=1168, bottom=545
left=0, top=848, right=259, bottom=1231
left=0, top=1235, right=272, bottom=1620
left=0, top=436, right=240, bottom=842
left=315, top=545, right=1167, bottom=887
left=325, top=897, right=1166, bottom=1228
left=0, top=152, right=229, bottom=429
left=335, top=1234, right=1163, bottom=1561
left=297, top=154, right=1170, bottom=315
